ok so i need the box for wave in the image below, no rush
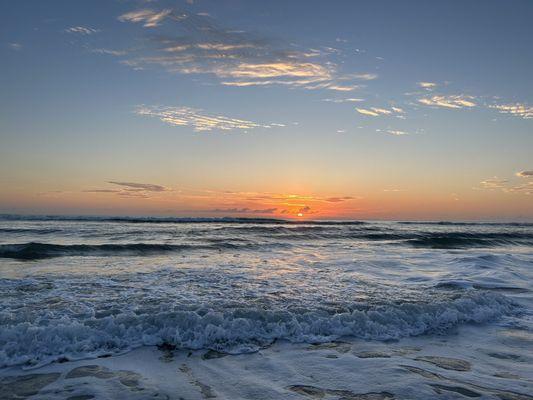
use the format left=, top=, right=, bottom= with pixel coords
left=398, top=221, right=533, bottom=227
left=0, top=291, right=516, bottom=368
left=405, top=232, right=533, bottom=248
left=0, top=241, right=285, bottom=260
left=2, top=229, right=532, bottom=260
left=223, top=230, right=533, bottom=247
left=0, top=227, right=63, bottom=234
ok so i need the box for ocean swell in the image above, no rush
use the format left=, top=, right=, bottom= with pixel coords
left=0, top=241, right=281, bottom=260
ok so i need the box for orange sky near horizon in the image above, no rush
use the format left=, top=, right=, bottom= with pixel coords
left=1, top=181, right=531, bottom=221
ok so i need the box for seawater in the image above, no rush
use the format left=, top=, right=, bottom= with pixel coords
left=0, top=216, right=531, bottom=369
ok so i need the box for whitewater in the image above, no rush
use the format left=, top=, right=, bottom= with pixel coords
left=0, top=215, right=531, bottom=399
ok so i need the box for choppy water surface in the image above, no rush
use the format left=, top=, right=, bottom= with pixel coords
left=0, top=215, right=531, bottom=369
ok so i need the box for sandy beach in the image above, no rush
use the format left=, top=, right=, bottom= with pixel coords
left=2, top=322, right=532, bottom=400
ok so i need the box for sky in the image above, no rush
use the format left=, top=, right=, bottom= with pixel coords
left=1, top=0, right=532, bottom=221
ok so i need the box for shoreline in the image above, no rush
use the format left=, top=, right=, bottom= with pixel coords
left=1, top=324, right=531, bottom=400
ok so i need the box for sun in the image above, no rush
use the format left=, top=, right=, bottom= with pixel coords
left=297, top=213, right=303, bottom=217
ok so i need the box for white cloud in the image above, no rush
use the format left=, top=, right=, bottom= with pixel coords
left=118, top=9, right=172, bottom=28
left=322, top=98, right=364, bottom=103
left=356, top=107, right=404, bottom=117
left=385, top=129, right=408, bottom=136
left=356, top=108, right=380, bottom=117
left=418, top=82, right=437, bottom=89
left=418, top=95, right=476, bottom=109
left=219, top=61, right=331, bottom=80
left=136, top=105, right=281, bottom=132
left=490, top=103, right=533, bottom=119
left=326, top=84, right=359, bottom=92
left=91, top=48, right=127, bottom=56
left=64, top=26, right=100, bottom=35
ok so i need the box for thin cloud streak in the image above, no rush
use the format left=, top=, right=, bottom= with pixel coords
left=136, top=105, right=281, bottom=132
left=118, top=9, right=173, bottom=28
left=490, top=103, right=533, bottom=119
left=108, top=181, right=169, bottom=192
left=418, top=95, right=476, bottom=109
left=64, top=26, right=100, bottom=35
left=356, top=107, right=404, bottom=117
left=476, top=176, right=532, bottom=195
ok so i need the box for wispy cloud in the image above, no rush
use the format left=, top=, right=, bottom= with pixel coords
left=355, top=108, right=380, bottom=117
left=478, top=177, right=508, bottom=189
left=417, top=81, right=437, bottom=90
left=118, top=9, right=173, bottom=28
left=83, top=181, right=170, bottom=199
left=91, top=48, right=127, bottom=56
left=347, top=73, right=378, bottom=81
left=8, top=42, right=22, bottom=51
left=418, top=95, right=476, bottom=109
left=136, top=105, right=280, bottom=132
left=326, top=84, right=360, bottom=92
left=324, top=196, right=354, bottom=202
left=108, top=181, right=169, bottom=192
left=64, top=26, right=100, bottom=35
left=322, top=98, right=364, bottom=103
left=356, top=106, right=404, bottom=117
left=80, top=185, right=359, bottom=216
left=516, top=170, right=533, bottom=177
left=383, top=188, right=405, bottom=192
left=490, top=103, right=533, bottom=119
left=116, top=8, right=373, bottom=91
left=504, top=182, right=533, bottom=195
left=385, top=129, right=408, bottom=136
left=476, top=176, right=532, bottom=195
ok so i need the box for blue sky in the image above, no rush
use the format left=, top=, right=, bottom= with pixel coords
left=1, top=0, right=532, bottom=220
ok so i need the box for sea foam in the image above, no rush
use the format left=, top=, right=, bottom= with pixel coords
left=0, top=291, right=516, bottom=368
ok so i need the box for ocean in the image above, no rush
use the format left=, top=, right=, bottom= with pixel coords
left=0, top=215, right=532, bottom=399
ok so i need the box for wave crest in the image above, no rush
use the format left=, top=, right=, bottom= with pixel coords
left=0, top=291, right=516, bottom=368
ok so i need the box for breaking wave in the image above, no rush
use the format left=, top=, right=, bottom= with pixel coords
left=0, top=291, right=516, bottom=368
